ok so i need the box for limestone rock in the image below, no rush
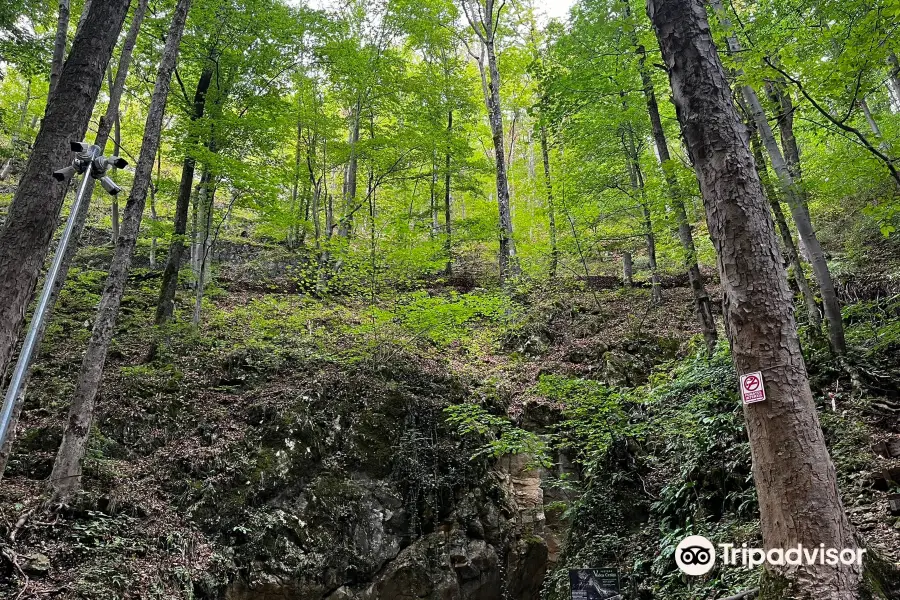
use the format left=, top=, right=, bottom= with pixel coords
left=23, top=552, right=50, bottom=575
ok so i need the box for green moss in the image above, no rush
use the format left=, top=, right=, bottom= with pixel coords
left=758, top=569, right=790, bottom=599
left=860, top=551, right=900, bottom=599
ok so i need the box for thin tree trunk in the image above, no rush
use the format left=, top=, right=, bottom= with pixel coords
left=326, top=189, right=334, bottom=236
left=338, top=102, right=360, bottom=239
left=444, top=110, right=453, bottom=276
left=192, top=175, right=215, bottom=326
left=484, top=38, right=518, bottom=282
left=154, top=67, right=212, bottom=326
left=149, top=145, right=161, bottom=269
left=289, top=94, right=304, bottom=249
left=0, top=0, right=130, bottom=393
left=49, top=0, right=71, bottom=98
left=749, top=127, right=822, bottom=332
left=858, top=98, right=890, bottom=151
left=430, top=153, right=438, bottom=236
left=749, top=128, right=822, bottom=334
left=886, top=53, right=900, bottom=111
left=711, top=0, right=846, bottom=354
left=642, top=202, right=662, bottom=305
left=764, top=80, right=802, bottom=179
left=539, top=123, right=558, bottom=279
left=859, top=99, right=882, bottom=139
left=108, top=67, right=121, bottom=244
left=623, top=126, right=662, bottom=305
left=634, top=33, right=716, bottom=348
left=0, top=0, right=146, bottom=480
left=622, top=251, right=633, bottom=287
left=306, top=130, right=323, bottom=249
left=648, top=1, right=861, bottom=598
left=192, top=168, right=213, bottom=280
left=50, top=0, right=191, bottom=500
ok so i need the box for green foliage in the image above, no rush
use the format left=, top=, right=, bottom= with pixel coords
left=444, top=403, right=550, bottom=465
left=390, top=290, right=518, bottom=346
left=541, top=374, right=639, bottom=475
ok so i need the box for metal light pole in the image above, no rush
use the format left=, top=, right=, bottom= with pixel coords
left=0, top=142, right=127, bottom=453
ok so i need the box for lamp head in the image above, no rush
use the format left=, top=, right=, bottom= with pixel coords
left=52, top=165, right=76, bottom=181
left=98, top=175, right=122, bottom=195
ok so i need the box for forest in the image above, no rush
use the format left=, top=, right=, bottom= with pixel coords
left=0, top=0, right=899, bottom=598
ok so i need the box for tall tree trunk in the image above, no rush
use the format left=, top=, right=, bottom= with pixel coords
left=49, top=0, right=71, bottom=98
left=624, top=126, right=662, bottom=305
left=885, top=52, right=900, bottom=112
left=191, top=168, right=213, bottom=280
left=154, top=67, right=212, bottom=326
left=0, top=0, right=147, bottom=480
left=858, top=98, right=889, bottom=151
left=192, top=173, right=215, bottom=326
left=622, top=251, right=633, bottom=287
left=50, top=0, right=191, bottom=500
left=338, top=102, right=360, bottom=239
left=150, top=145, right=162, bottom=269
left=444, top=110, right=453, bottom=276
left=764, top=80, right=802, bottom=179
left=749, top=128, right=822, bottom=334
left=647, top=1, right=861, bottom=597
left=711, top=0, right=846, bottom=354
left=484, top=38, right=518, bottom=283
left=0, top=0, right=130, bottom=393
left=642, top=201, right=662, bottom=305
left=107, top=66, right=121, bottom=244
left=635, top=38, right=716, bottom=349
left=429, top=153, right=439, bottom=236
left=539, top=123, right=558, bottom=279
left=326, top=189, right=334, bottom=236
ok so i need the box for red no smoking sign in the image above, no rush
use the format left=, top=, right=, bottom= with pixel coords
left=740, top=371, right=766, bottom=404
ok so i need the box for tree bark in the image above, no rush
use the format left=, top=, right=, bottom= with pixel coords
left=622, top=251, right=633, bottom=287
left=0, top=0, right=130, bottom=391
left=191, top=168, right=214, bottom=281
left=192, top=171, right=215, bottom=326
left=858, top=98, right=890, bottom=151
left=710, top=0, right=846, bottom=354
left=50, top=0, right=191, bottom=500
left=150, top=147, right=161, bottom=269
left=764, top=80, right=802, bottom=179
left=429, top=153, right=439, bottom=236
left=444, top=110, right=453, bottom=276
left=154, top=67, right=212, bottom=326
left=338, top=101, right=360, bottom=239
left=107, top=66, right=121, bottom=244
left=484, top=37, right=518, bottom=283
left=539, top=123, right=558, bottom=279
left=49, top=0, right=71, bottom=98
left=647, top=0, right=861, bottom=597
left=0, top=0, right=147, bottom=480
left=886, top=53, right=900, bottom=111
